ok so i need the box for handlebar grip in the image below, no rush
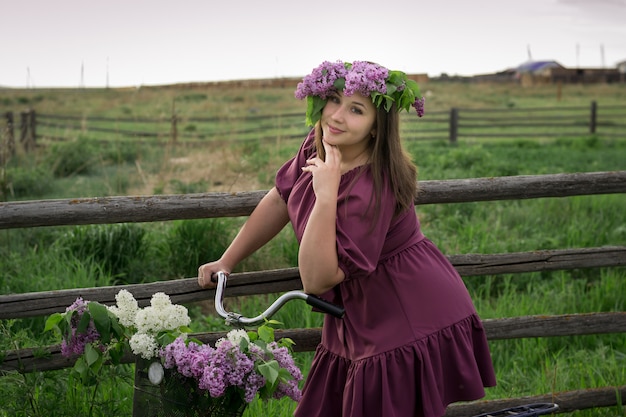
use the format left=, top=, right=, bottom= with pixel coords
left=305, top=294, right=345, bottom=319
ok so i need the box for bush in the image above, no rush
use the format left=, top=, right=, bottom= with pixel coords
left=57, top=223, right=147, bottom=284
left=167, top=219, right=233, bottom=278
left=169, top=179, right=210, bottom=194
left=100, top=141, right=139, bottom=165
left=2, top=166, right=53, bottom=199
left=47, top=137, right=97, bottom=177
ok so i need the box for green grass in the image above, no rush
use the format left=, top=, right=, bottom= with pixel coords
left=0, top=83, right=625, bottom=416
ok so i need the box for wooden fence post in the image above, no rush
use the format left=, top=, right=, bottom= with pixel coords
left=449, top=108, right=459, bottom=144
left=170, top=100, right=177, bottom=144
left=30, top=110, right=37, bottom=148
left=19, top=110, right=36, bottom=152
left=589, top=101, right=597, bottom=134
left=19, top=111, right=28, bottom=152
left=5, top=112, right=15, bottom=157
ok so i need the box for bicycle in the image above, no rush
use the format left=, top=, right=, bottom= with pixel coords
left=213, top=272, right=559, bottom=417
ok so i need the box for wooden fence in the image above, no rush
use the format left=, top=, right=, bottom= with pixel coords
left=1, top=171, right=626, bottom=415
left=3, top=101, right=625, bottom=150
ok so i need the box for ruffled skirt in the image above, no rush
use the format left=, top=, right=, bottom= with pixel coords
left=294, top=314, right=496, bottom=417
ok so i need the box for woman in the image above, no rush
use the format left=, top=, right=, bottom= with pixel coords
left=198, top=60, right=496, bottom=417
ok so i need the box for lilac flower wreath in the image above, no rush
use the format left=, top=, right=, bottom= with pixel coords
left=295, top=60, right=425, bottom=126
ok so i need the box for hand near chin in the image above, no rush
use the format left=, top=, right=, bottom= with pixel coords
left=302, top=139, right=341, bottom=201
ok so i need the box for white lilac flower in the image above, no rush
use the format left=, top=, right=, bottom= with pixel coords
left=226, top=329, right=250, bottom=346
left=163, top=305, right=191, bottom=330
left=215, top=337, right=227, bottom=348
left=134, top=303, right=190, bottom=334
left=129, top=333, right=159, bottom=359
left=150, top=292, right=172, bottom=309
left=108, top=289, right=139, bottom=327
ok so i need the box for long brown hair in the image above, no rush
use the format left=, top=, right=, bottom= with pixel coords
left=314, top=103, right=418, bottom=218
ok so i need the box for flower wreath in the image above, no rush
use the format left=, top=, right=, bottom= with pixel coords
left=295, top=60, right=425, bottom=126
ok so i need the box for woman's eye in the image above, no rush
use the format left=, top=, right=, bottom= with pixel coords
left=351, top=107, right=363, bottom=115
left=329, top=95, right=340, bottom=104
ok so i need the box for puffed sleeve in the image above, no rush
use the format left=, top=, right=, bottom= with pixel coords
left=335, top=170, right=397, bottom=280
left=275, top=130, right=316, bottom=203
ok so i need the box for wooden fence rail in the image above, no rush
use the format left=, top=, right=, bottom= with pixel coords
left=1, top=171, right=625, bottom=229
left=1, top=170, right=625, bottom=415
left=3, top=102, right=625, bottom=148
left=1, top=246, right=624, bottom=320
left=3, top=312, right=626, bottom=374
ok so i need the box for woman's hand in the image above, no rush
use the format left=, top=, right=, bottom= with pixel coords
left=298, top=139, right=345, bottom=294
left=302, top=139, right=341, bottom=202
left=197, top=260, right=230, bottom=288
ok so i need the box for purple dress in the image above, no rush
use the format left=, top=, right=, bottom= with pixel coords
left=276, top=132, right=496, bottom=417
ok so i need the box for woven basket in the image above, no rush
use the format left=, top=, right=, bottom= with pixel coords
left=133, top=359, right=247, bottom=417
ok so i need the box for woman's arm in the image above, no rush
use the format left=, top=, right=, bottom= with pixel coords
left=198, top=187, right=289, bottom=287
left=298, top=143, right=345, bottom=294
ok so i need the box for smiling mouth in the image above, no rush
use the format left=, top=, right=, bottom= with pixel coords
left=328, top=125, right=344, bottom=134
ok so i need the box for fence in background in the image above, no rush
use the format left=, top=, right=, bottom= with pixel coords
left=1, top=171, right=625, bottom=415
left=3, top=102, right=625, bottom=151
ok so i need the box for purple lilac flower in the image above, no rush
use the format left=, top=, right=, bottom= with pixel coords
left=413, top=96, right=426, bottom=117
left=295, top=60, right=347, bottom=100
left=275, top=379, right=302, bottom=402
left=343, top=61, right=388, bottom=97
left=161, top=337, right=212, bottom=380
left=60, top=297, right=100, bottom=357
left=159, top=331, right=303, bottom=403
left=199, top=340, right=233, bottom=397
left=267, top=342, right=303, bottom=401
left=243, top=372, right=266, bottom=403
left=227, top=349, right=254, bottom=387
left=189, top=344, right=214, bottom=379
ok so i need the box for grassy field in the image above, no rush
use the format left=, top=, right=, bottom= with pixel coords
left=0, top=80, right=625, bottom=416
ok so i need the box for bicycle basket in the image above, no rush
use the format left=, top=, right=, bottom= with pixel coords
left=133, top=359, right=247, bottom=417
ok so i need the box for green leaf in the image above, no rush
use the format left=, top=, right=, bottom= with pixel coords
left=64, top=310, right=75, bottom=328
left=44, top=313, right=63, bottom=332
left=109, top=342, right=125, bottom=365
left=178, top=325, right=193, bottom=334
left=306, top=96, right=327, bottom=127
left=384, top=97, right=394, bottom=112
left=76, top=311, right=92, bottom=334
left=405, top=79, right=420, bottom=96
left=257, top=325, right=274, bottom=343
left=254, top=339, right=268, bottom=351
left=188, top=336, right=203, bottom=345
left=258, top=360, right=280, bottom=385
left=88, top=302, right=111, bottom=343
left=157, top=331, right=177, bottom=346
left=333, top=78, right=346, bottom=91
left=109, top=313, right=125, bottom=340
left=278, top=337, right=295, bottom=349
left=278, top=367, right=294, bottom=381
left=386, top=83, right=398, bottom=96
left=84, top=343, right=101, bottom=367
left=73, top=356, right=87, bottom=375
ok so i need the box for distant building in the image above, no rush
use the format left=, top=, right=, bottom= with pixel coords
left=515, top=60, right=621, bottom=85
left=469, top=59, right=624, bottom=85
left=516, top=60, right=564, bottom=76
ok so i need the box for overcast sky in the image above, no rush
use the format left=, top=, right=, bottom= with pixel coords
left=2, top=0, right=626, bottom=88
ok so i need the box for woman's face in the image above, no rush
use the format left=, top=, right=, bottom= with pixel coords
left=320, top=91, right=376, bottom=150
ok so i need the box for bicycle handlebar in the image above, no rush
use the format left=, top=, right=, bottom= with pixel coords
left=213, top=271, right=346, bottom=327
